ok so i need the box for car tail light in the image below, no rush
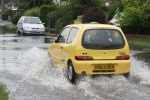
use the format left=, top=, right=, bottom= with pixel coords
left=75, top=56, right=93, bottom=61
left=116, top=55, right=130, bottom=60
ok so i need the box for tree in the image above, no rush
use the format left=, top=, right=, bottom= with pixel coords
left=82, top=7, right=106, bottom=23
left=18, top=0, right=53, bottom=9
left=67, top=0, right=106, bottom=23
left=120, top=0, right=150, bottom=34
left=40, top=5, right=56, bottom=26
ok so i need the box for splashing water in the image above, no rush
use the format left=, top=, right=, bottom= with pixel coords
left=6, top=48, right=150, bottom=100
left=11, top=47, right=72, bottom=93
left=15, top=49, right=150, bottom=90
left=130, top=56, right=150, bottom=85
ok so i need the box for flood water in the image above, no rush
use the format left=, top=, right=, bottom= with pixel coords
left=0, top=33, right=150, bottom=100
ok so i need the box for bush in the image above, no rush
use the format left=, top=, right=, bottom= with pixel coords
left=47, top=5, right=75, bottom=33
left=22, top=5, right=56, bottom=27
left=23, top=7, right=40, bottom=17
left=11, top=15, right=20, bottom=24
left=40, top=5, right=56, bottom=26
left=2, top=24, right=16, bottom=33
left=120, top=0, right=150, bottom=34
left=1, top=9, right=12, bottom=20
left=1, top=14, right=8, bottom=20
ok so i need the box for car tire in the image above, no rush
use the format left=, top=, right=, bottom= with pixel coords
left=17, top=30, right=21, bottom=36
left=124, top=72, right=130, bottom=79
left=19, top=29, right=25, bottom=36
left=67, top=63, right=76, bottom=84
left=21, top=31, right=25, bottom=36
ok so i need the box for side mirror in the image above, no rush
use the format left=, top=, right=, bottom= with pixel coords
left=54, top=35, right=65, bottom=43
left=42, top=23, right=45, bottom=25
left=55, top=38, right=58, bottom=43
left=54, top=35, right=60, bottom=43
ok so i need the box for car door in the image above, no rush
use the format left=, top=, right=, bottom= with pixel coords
left=59, top=27, right=79, bottom=66
left=49, top=27, right=71, bottom=65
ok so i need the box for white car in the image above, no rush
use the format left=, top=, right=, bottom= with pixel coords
left=17, top=16, right=45, bottom=35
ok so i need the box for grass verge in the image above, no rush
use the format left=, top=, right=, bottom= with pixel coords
left=127, top=34, right=150, bottom=50
left=0, top=84, right=9, bottom=100
left=1, top=24, right=16, bottom=33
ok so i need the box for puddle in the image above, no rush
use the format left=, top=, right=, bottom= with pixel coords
left=0, top=33, right=150, bottom=100
left=6, top=48, right=150, bottom=89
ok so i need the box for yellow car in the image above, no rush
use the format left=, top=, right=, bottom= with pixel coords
left=48, top=24, right=130, bottom=83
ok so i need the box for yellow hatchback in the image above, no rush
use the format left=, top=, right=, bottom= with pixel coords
left=48, top=24, right=130, bottom=83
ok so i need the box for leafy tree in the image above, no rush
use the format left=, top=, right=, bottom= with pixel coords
left=23, top=7, right=40, bottom=16
left=106, top=0, right=123, bottom=20
left=15, top=0, right=129, bottom=33
left=40, top=5, right=56, bottom=26
left=61, top=0, right=106, bottom=23
left=18, top=0, right=53, bottom=9
left=120, top=0, right=150, bottom=34
left=82, top=7, right=106, bottom=23
left=49, top=5, right=75, bottom=32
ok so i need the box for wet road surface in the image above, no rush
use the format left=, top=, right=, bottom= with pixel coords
left=0, top=34, right=150, bottom=100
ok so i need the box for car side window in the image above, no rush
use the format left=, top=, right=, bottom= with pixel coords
left=19, top=18, right=23, bottom=23
left=67, top=27, right=79, bottom=43
left=17, top=18, right=23, bottom=26
left=56, top=27, right=71, bottom=43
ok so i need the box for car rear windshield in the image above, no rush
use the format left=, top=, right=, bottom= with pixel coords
left=82, top=29, right=125, bottom=49
left=24, top=17, right=42, bottom=24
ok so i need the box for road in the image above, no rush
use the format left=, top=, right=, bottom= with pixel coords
left=0, top=33, right=150, bottom=100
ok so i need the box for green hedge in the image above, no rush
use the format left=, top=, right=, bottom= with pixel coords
left=23, top=7, right=40, bottom=17
left=40, top=5, right=56, bottom=26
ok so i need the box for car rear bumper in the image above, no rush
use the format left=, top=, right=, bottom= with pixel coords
left=73, top=60, right=130, bottom=75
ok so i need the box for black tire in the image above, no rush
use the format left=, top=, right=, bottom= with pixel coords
left=17, top=31, right=21, bottom=36
left=18, top=31, right=24, bottom=36
left=20, top=29, right=25, bottom=36
left=21, top=31, right=25, bottom=36
left=124, top=72, right=130, bottom=79
left=66, top=63, right=76, bottom=84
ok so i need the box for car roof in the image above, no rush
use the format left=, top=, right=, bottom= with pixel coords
left=67, top=24, right=121, bottom=30
left=21, top=16, right=40, bottom=19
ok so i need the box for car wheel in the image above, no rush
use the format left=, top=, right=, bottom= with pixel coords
left=124, top=72, right=130, bottom=79
left=67, top=63, right=76, bottom=84
left=19, top=29, right=25, bottom=36
left=17, top=31, right=21, bottom=36
left=21, top=31, right=25, bottom=36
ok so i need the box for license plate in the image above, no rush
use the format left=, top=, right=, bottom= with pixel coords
left=94, top=64, right=114, bottom=70
left=33, top=30, right=39, bottom=32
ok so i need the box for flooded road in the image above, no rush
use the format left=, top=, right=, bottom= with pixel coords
left=0, top=34, right=150, bottom=100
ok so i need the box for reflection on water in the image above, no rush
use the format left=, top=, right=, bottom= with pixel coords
left=44, top=37, right=55, bottom=43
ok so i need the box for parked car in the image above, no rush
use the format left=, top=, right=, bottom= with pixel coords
left=48, top=24, right=130, bottom=83
left=17, top=16, right=45, bottom=35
